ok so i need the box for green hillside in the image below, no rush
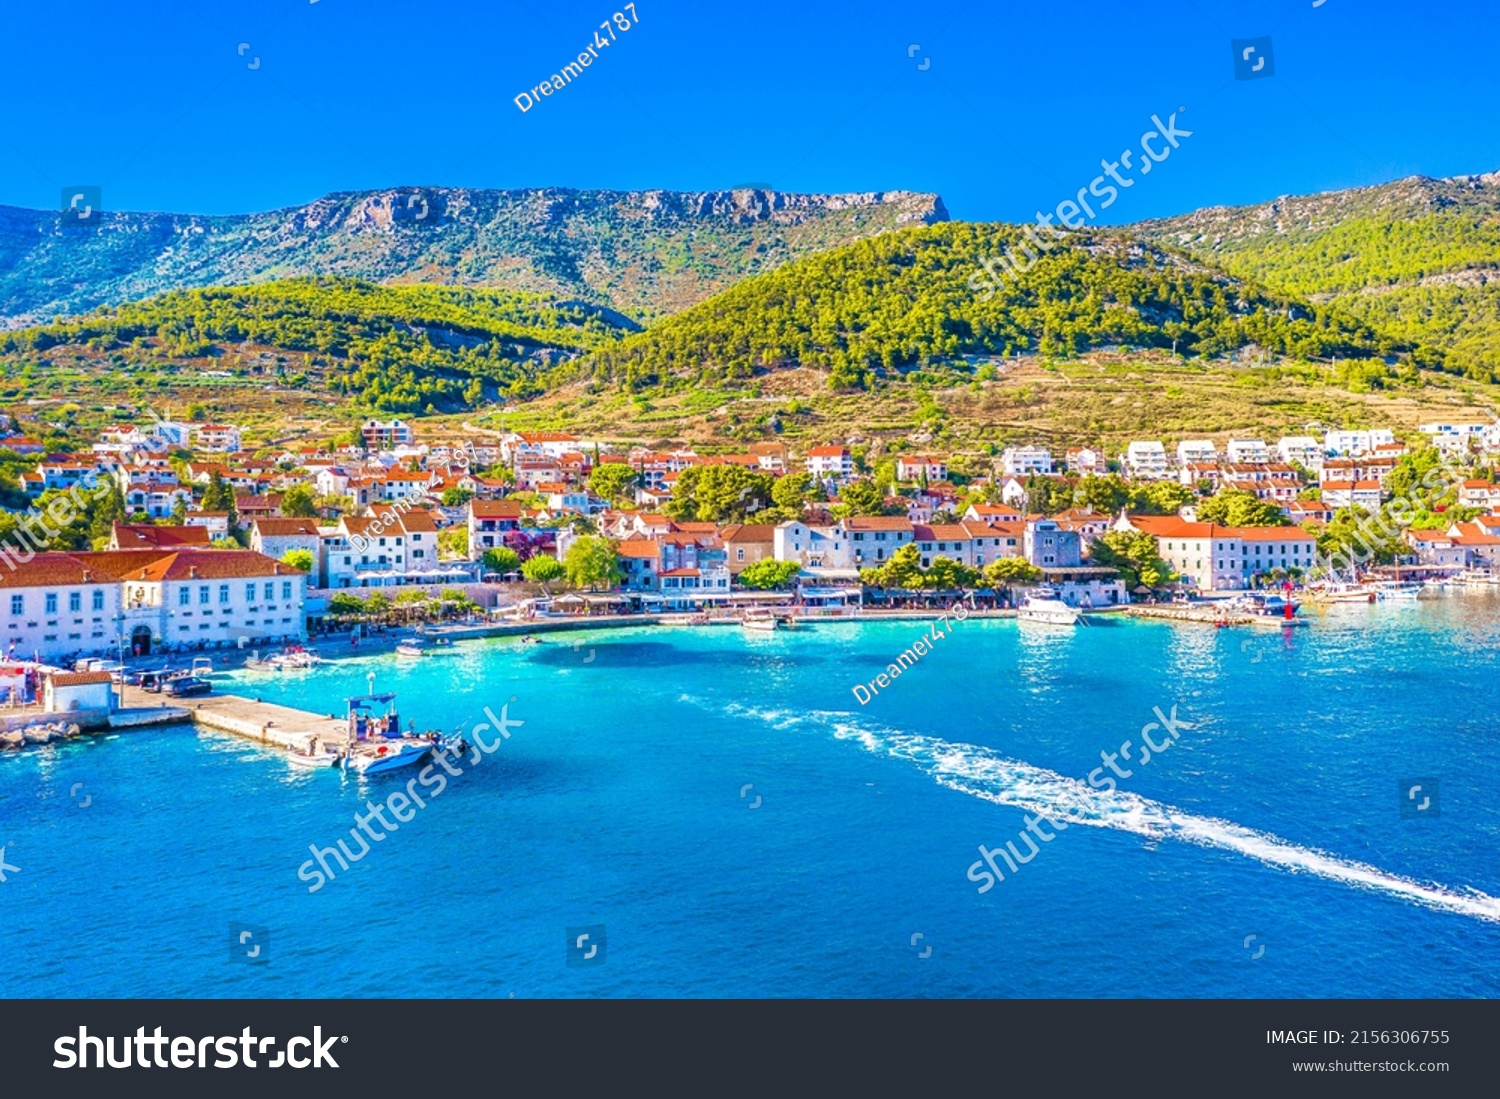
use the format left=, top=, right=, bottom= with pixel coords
left=1137, top=171, right=1500, bottom=380
left=580, top=221, right=1409, bottom=393
left=0, top=278, right=635, bottom=413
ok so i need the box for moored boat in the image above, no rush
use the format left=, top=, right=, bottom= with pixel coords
left=1016, top=587, right=1084, bottom=626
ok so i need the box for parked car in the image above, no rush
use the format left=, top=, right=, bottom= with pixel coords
left=164, top=677, right=213, bottom=698
left=137, top=669, right=180, bottom=693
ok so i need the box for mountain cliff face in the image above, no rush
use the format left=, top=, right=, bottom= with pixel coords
left=0, top=186, right=948, bottom=327
left=1135, top=170, right=1500, bottom=375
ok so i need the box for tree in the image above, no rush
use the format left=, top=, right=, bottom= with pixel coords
left=923, top=555, right=981, bottom=590
left=738, top=559, right=802, bottom=590
left=281, top=548, right=315, bottom=573
left=859, top=543, right=924, bottom=588
left=983, top=557, right=1042, bottom=586
left=1025, top=474, right=1073, bottom=515
left=1131, top=480, right=1192, bottom=516
left=280, top=483, right=318, bottom=517
left=201, top=471, right=238, bottom=526
left=771, top=472, right=820, bottom=512
left=1089, top=532, right=1174, bottom=589
left=1076, top=474, right=1131, bottom=514
left=839, top=479, right=888, bottom=516
left=522, top=554, right=566, bottom=584
left=665, top=465, right=774, bottom=522
left=563, top=536, right=622, bottom=590
left=441, top=486, right=475, bottom=507
left=1197, top=488, right=1288, bottom=527
left=438, top=526, right=469, bottom=559
left=483, top=546, right=521, bottom=575
left=329, top=592, right=366, bottom=616
left=589, top=463, right=640, bottom=505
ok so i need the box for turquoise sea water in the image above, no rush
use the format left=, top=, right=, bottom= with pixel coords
left=3, top=600, right=1500, bottom=998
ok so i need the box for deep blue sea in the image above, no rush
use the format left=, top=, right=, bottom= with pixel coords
left=4, top=599, right=1500, bottom=998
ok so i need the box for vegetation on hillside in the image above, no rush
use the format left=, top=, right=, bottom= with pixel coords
left=0, top=278, right=633, bottom=413
left=1140, top=175, right=1500, bottom=381
left=580, top=222, right=1405, bottom=393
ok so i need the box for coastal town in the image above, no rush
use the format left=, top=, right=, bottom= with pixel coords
left=0, top=410, right=1496, bottom=682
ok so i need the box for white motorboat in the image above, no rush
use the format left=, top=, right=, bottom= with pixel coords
left=245, top=646, right=323, bottom=671
left=1016, top=587, right=1083, bottom=626
left=1369, top=581, right=1422, bottom=601
left=344, top=739, right=430, bottom=775
left=740, top=615, right=779, bottom=632
left=395, top=638, right=426, bottom=657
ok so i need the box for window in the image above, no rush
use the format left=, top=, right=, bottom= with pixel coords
left=219, top=584, right=230, bottom=604
left=264, top=582, right=274, bottom=600
left=199, top=586, right=210, bottom=605
left=45, top=593, right=57, bottom=614
left=282, top=581, right=292, bottom=600
left=179, top=588, right=190, bottom=606
left=9, top=595, right=20, bottom=615
left=69, top=592, right=81, bottom=613
left=245, top=583, right=256, bottom=601
left=92, top=590, right=104, bottom=611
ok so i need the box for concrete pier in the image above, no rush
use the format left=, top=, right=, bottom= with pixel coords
left=181, top=694, right=347, bottom=751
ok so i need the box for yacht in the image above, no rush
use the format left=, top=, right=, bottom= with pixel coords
left=1302, top=583, right=1375, bottom=605
left=1016, top=587, right=1083, bottom=626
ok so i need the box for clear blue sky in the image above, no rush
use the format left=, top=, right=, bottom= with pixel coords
left=2, top=0, right=1494, bottom=224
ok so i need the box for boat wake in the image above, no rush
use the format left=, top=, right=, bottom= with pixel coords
left=703, top=699, right=1500, bottom=925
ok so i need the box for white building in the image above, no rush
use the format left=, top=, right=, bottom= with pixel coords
left=1176, top=440, right=1217, bottom=466
left=192, top=423, right=242, bottom=453
left=0, top=549, right=306, bottom=662
left=1277, top=436, right=1324, bottom=469
left=250, top=518, right=322, bottom=564
left=362, top=419, right=415, bottom=450
left=1225, top=438, right=1272, bottom=464
left=773, top=517, right=914, bottom=573
left=805, top=446, right=854, bottom=485
left=999, top=446, right=1053, bottom=477
left=1123, top=441, right=1170, bottom=480
left=1324, top=429, right=1396, bottom=456
left=1065, top=447, right=1108, bottom=477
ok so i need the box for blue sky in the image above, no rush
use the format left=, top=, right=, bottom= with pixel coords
left=1, top=0, right=1494, bottom=224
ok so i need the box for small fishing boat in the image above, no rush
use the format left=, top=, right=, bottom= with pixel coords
left=1016, top=587, right=1084, bottom=626
left=395, top=638, right=426, bottom=657
left=286, top=739, right=342, bottom=769
left=741, top=614, right=779, bottom=632
left=190, top=656, right=219, bottom=678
